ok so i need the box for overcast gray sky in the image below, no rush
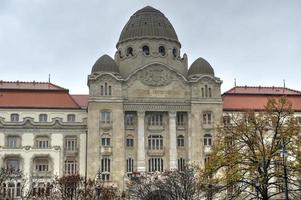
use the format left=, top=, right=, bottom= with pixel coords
left=0, top=0, right=300, bottom=94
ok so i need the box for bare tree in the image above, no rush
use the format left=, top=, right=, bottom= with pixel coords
left=127, top=166, right=201, bottom=200
left=199, top=97, right=301, bottom=200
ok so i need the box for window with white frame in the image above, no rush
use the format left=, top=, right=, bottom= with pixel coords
left=126, top=158, right=134, bottom=177
left=100, top=82, right=112, bottom=96
left=177, top=135, right=184, bottom=147
left=35, top=158, right=49, bottom=172
left=39, top=114, right=48, bottom=122
left=101, top=111, right=111, bottom=124
left=148, top=135, right=163, bottom=150
left=176, top=112, right=185, bottom=126
left=65, top=137, right=77, bottom=151
left=204, top=134, right=212, bottom=146
left=178, top=158, right=185, bottom=171
left=10, top=113, right=19, bottom=122
left=101, top=137, right=111, bottom=146
left=64, top=159, right=78, bottom=175
left=32, top=182, right=51, bottom=197
left=36, top=136, right=49, bottom=149
left=67, top=114, right=76, bottom=122
left=101, top=157, right=111, bottom=181
left=7, top=136, right=20, bottom=148
left=126, top=138, right=134, bottom=147
left=148, top=158, right=163, bottom=172
left=148, top=113, right=163, bottom=126
left=203, top=112, right=212, bottom=124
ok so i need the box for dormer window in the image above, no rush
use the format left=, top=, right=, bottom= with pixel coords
left=10, top=113, right=19, bottom=122
left=159, top=46, right=165, bottom=56
left=39, top=114, right=47, bottom=122
left=126, top=47, right=134, bottom=56
left=142, top=45, right=150, bottom=56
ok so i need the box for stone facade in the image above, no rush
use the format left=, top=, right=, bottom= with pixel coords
left=87, top=6, right=223, bottom=190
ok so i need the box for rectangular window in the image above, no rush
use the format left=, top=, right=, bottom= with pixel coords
left=36, top=137, right=49, bottom=149
left=6, top=159, right=20, bottom=172
left=10, top=114, right=19, bottom=122
left=64, top=160, right=78, bottom=175
left=101, top=138, right=111, bottom=146
left=126, top=158, right=134, bottom=177
left=126, top=138, right=134, bottom=147
left=101, top=157, right=111, bottom=181
left=148, top=158, right=163, bottom=172
left=148, top=113, right=163, bottom=126
left=125, top=113, right=134, bottom=126
left=35, top=159, right=49, bottom=172
left=203, top=113, right=212, bottom=124
left=7, top=136, right=19, bottom=148
left=176, top=113, right=185, bottom=126
left=67, top=114, right=76, bottom=122
left=148, top=135, right=163, bottom=150
left=39, top=114, right=48, bottom=122
left=177, top=136, right=184, bottom=147
left=101, top=111, right=111, bottom=124
left=65, top=137, right=77, bottom=151
left=178, top=158, right=185, bottom=171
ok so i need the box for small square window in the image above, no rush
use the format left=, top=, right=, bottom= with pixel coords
left=11, top=114, right=19, bottom=122
left=126, top=138, right=134, bottom=147
left=67, top=114, right=75, bottom=122
left=39, top=114, right=47, bottom=122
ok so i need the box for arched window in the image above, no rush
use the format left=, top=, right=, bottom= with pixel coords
left=172, top=48, right=177, bottom=57
left=100, top=85, right=104, bottom=95
left=158, top=46, right=165, bottom=56
left=204, top=134, right=212, bottom=146
left=148, top=135, right=163, bottom=150
left=177, top=135, right=184, bottom=147
left=208, top=87, right=212, bottom=97
left=142, top=45, right=150, bottom=55
left=126, top=47, right=133, bottom=56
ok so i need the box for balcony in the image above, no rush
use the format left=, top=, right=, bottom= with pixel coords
left=147, top=125, right=164, bottom=131
left=100, top=121, right=112, bottom=130
left=64, top=148, right=79, bottom=156
left=100, top=146, right=112, bottom=156
left=32, top=171, right=53, bottom=179
left=204, top=146, right=212, bottom=154
left=147, top=147, right=165, bottom=156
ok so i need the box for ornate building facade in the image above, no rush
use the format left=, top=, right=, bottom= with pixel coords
left=1, top=5, right=300, bottom=199
left=86, top=6, right=223, bottom=189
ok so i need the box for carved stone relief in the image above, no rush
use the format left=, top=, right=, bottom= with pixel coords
left=138, top=65, right=173, bottom=86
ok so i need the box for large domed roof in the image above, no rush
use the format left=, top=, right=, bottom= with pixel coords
left=91, top=55, right=119, bottom=73
left=117, top=6, right=180, bottom=47
left=188, top=57, right=215, bottom=77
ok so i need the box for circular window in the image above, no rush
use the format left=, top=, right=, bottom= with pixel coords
left=142, top=45, right=150, bottom=56
left=172, top=48, right=177, bottom=58
left=126, top=47, right=133, bottom=56
left=159, top=46, right=165, bottom=56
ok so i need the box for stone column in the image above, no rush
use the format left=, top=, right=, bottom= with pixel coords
left=188, top=112, right=192, bottom=161
left=169, top=111, right=178, bottom=169
left=137, top=111, right=145, bottom=172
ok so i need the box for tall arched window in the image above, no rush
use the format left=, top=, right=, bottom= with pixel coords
left=159, top=46, right=165, bottom=56
left=101, top=82, right=112, bottom=96
left=148, top=158, right=163, bottom=172
left=126, top=158, right=134, bottom=177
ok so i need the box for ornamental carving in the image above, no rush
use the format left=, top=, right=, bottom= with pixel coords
left=138, top=65, right=172, bottom=86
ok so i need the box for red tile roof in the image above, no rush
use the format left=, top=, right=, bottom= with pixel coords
left=0, top=81, right=66, bottom=90
left=0, top=81, right=81, bottom=109
left=223, top=86, right=301, bottom=111
left=225, top=86, right=301, bottom=95
left=71, top=95, right=89, bottom=109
